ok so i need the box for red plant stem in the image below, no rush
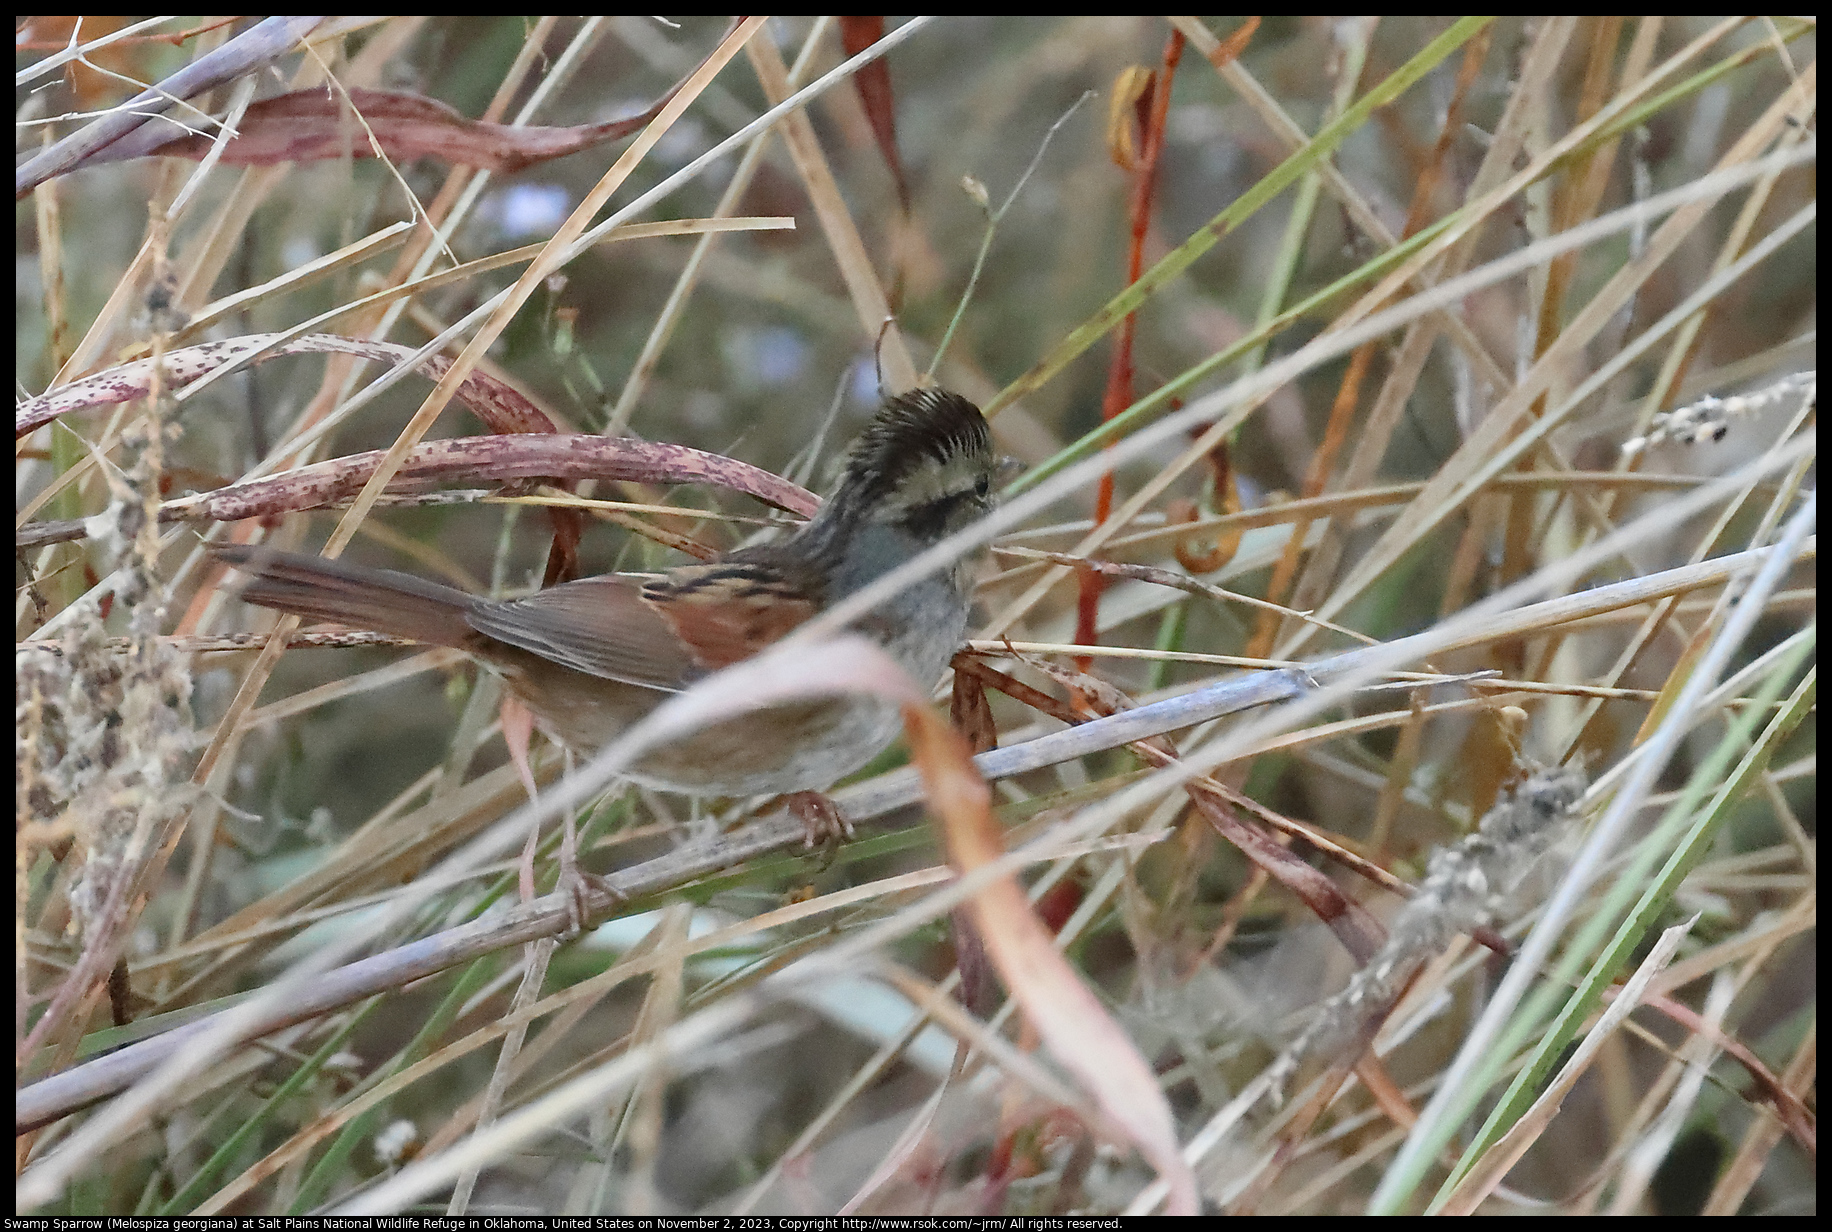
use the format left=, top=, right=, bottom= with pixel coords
left=1076, top=28, right=1184, bottom=668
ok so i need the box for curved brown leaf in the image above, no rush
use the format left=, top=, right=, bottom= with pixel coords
left=904, top=700, right=1198, bottom=1216
left=838, top=17, right=910, bottom=210
left=85, top=85, right=681, bottom=174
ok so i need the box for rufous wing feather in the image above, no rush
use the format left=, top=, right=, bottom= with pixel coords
left=640, top=559, right=820, bottom=670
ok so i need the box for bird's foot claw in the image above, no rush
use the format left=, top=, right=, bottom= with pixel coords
left=784, top=791, right=853, bottom=852
left=554, top=863, right=628, bottom=939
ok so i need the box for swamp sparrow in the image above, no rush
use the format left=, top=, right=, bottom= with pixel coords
left=215, top=388, right=997, bottom=818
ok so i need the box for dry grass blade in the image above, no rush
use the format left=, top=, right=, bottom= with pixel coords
left=1437, top=914, right=1699, bottom=1214
left=18, top=16, right=1813, bottom=1218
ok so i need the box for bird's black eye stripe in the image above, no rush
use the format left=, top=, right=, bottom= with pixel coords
left=898, top=486, right=987, bottom=539
left=898, top=499, right=952, bottom=541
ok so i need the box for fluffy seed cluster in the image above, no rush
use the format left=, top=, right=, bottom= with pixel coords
left=1264, top=763, right=1587, bottom=1101
left=18, top=402, right=197, bottom=939
left=1620, top=370, right=1814, bottom=457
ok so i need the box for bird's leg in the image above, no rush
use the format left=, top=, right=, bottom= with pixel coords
left=551, top=749, right=626, bottom=936
left=782, top=790, right=854, bottom=851
left=502, top=697, right=605, bottom=934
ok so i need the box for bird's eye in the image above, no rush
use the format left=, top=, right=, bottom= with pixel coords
left=974, top=474, right=991, bottom=501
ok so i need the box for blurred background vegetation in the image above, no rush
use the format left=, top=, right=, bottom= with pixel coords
left=17, top=15, right=1815, bottom=1216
